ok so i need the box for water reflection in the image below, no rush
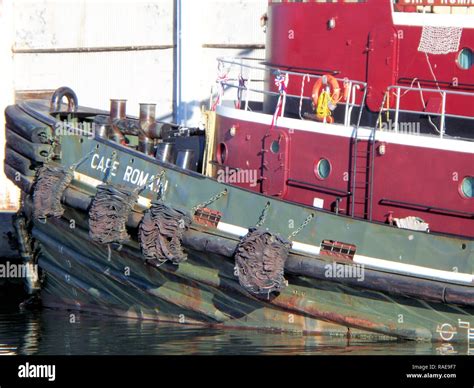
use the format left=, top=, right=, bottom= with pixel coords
left=0, top=305, right=470, bottom=355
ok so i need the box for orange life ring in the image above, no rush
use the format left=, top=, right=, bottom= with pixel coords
left=311, top=75, right=342, bottom=124
left=311, top=75, right=342, bottom=107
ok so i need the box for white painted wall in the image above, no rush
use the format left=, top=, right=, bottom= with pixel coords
left=177, top=0, right=266, bottom=125
left=0, top=0, right=267, bottom=209
left=11, top=0, right=266, bottom=118
left=0, top=0, right=18, bottom=210
left=12, top=0, right=176, bottom=118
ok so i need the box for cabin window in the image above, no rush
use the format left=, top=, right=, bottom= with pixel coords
left=218, top=142, right=227, bottom=164
left=315, top=158, right=331, bottom=180
left=461, top=177, right=474, bottom=198
left=270, top=140, right=280, bottom=154
left=457, top=48, right=473, bottom=70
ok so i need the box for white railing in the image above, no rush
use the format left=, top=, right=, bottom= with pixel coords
left=381, top=85, right=474, bottom=139
left=211, top=57, right=368, bottom=128
left=212, top=58, right=474, bottom=141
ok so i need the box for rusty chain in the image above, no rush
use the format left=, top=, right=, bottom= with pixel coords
left=255, top=201, right=271, bottom=228
left=288, top=213, right=315, bottom=240
left=192, top=188, right=228, bottom=212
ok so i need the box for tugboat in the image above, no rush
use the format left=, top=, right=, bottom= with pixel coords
left=3, top=0, right=474, bottom=343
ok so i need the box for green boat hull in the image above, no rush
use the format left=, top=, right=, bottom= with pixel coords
left=4, top=99, right=474, bottom=342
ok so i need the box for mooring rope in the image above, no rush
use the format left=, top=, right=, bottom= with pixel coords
left=33, top=149, right=95, bottom=222
left=234, top=228, right=291, bottom=298
left=139, top=201, right=192, bottom=266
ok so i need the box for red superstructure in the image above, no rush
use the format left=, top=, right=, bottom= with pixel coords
left=267, top=0, right=474, bottom=115
left=211, top=0, right=474, bottom=238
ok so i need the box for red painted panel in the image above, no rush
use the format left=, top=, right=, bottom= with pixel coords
left=285, top=128, right=352, bottom=212
left=370, top=141, right=474, bottom=238
left=216, top=113, right=474, bottom=238
left=262, top=129, right=290, bottom=197
left=367, top=25, right=399, bottom=112
left=215, top=117, right=264, bottom=192
left=267, top=1, right=474, bottom=117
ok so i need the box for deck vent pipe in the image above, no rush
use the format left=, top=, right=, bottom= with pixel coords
left=108, top=99, right=127, bottom=144
left=139, top=103, right=156, bottom=131
left=139, top=103, right=162, bottom=139
left=138, top=103, right=157, bottom=155
left=155, top=141, right=175, bottom=164
left=110, top=99, right=127, bottom=121
left=176, top=149, right=195, bottom=171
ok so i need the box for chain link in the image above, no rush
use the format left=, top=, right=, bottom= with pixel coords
left=134, top=169, right=166, bottom=196
left=288, top=213, right=314, bottom=240
left=255, top=201, right=271, bottom=228
left=192, top=189, right=228, bottom=212
left=154, top=170, right=166, bottom=200
left=69, top=149, right=96, bottom=171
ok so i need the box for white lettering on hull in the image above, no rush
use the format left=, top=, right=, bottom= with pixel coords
left=90, top=153, right=120, bottom=177
left=90, top=153, right=160, bottom=192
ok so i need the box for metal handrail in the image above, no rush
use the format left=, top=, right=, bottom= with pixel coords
left=260, top=61, right=340, bottom=76
left=389, top=86, right=474, bottom=98
left=379, top=198, right=474, bottom=219
left=398, top=77, right=474, bottom=91
left=217, top=57, right=368, bottom=88
left=386, top=85, right=474, bottom=139
left=215, top=57, right=368, bottom=127
left=287, top=178, right=352, bottom=198
left=216, top=58, right=474, bottom=139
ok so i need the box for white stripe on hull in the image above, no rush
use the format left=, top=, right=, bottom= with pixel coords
left=217, top=221, right=473, bottom=285
left=353, top=255, right=474, bottom=285
left=74, top=172, right=473, bottom=286
left=216, top=105, right=474, bottom=154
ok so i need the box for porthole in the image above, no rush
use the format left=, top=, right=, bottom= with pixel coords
left=315, top=158, right=331, bottom=180
left=270, top=140, right=280, bottom=154
left=460, top=176, right=474, bottom=198
left=457, top=48, right=473, bottom=70
left=217, top=142, right=227, bottom=164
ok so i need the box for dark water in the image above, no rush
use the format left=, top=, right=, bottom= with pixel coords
left=0, top=301, right=468, bottom=356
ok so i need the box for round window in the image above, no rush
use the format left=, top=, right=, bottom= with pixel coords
left=460, top=176, right=474, bottom=198
left=270, top=140, right=280, bottom=154
left=315, top=158, right=331, bottom=180
left=218, top=142, right=227, bottom=164
left=457, top=48, right=473, bottom=70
